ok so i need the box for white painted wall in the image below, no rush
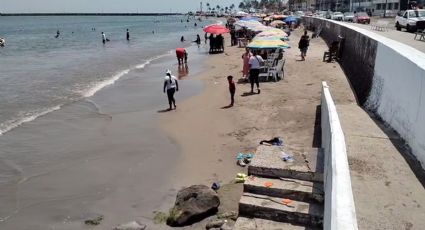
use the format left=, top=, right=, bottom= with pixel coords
left=366, top=42, right=425, bottom=168
left=312, top=17, right=425, bottom=169
left=321, top=82, right=358, bottom=230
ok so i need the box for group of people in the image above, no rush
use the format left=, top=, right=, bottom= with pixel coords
left=208, top=34, right=225, bottom=53
left=162, top=28, right=311, bottom=111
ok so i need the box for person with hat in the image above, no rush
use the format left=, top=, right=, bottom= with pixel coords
left=163, top=70, right=179, bottom=110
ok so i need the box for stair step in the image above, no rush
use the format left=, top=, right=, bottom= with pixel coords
left=238, top=193, right=323, bottom=227
left=248, top=146, right=324, bottom=182
left=244, top=177, right=324, bottom=203
left=233, top=217, right=321, bottom=230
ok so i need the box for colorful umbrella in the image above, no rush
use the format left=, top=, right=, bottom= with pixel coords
left=240, top=17, right=261, bottom=21
left=273, top=15, right=287, bottom=19
left=284, top=16, right=298, bottom=23
left=257, top=29, right=288, bottom=37
left=248, top=39, right=290, bottom=49
left=203, top=24, right=230, bottom=34
left=270, top=20, right=286, bottom=27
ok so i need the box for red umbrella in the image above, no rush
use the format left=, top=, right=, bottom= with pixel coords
left=203, top=24, right=230, bottom=34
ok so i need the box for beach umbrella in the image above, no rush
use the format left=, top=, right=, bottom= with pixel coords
left=284, top=16, right=298, bottom=23
left=273, top=15, right=287, bottom=19
left=203, top=24, right=230, bottom=34
left=270, top=20, right=286, bottom=27
left=257, top=29, right=288, bottom=37
left=248, top=39, right=290, bottom=49
left=240, top=16, right=261, bottom=21
left=260, top=13, right=267, bottom=18
left=263, top=16, right=272, bottom=21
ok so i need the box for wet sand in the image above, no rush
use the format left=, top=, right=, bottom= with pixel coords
left=0, top=45, right=209, bottom=229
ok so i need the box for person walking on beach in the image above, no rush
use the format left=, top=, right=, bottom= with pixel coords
left=248, top=50, right=264, bottom=94
left=242, top=48, right=252, bottom=79
left=126, top=29, right=130, bottom=41
left=298, top=31, right=310, bottom=61
left=163, top=70, right=179, bottom=110
left=227, top=75, right=236, bottom=107
left=101, top=32, right=106, bottom=44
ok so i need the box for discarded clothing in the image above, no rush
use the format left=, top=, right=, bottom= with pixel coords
left=260, top=137, right=284, bottom=146
left=236, top=153, right=254, bottom=160
left=281, top=152, right=294, bottom=162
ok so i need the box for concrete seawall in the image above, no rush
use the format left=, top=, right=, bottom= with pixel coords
left=305, top=17, right=425, bottom=169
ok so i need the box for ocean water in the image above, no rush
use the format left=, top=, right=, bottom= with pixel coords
left=0, top=15, right=211, bottom=135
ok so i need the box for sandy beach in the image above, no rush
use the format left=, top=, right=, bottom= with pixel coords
left=158, top=29, right=355, bottom=229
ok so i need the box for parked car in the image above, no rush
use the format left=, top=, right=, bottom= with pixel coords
left=354, top=12, right=371, bottom=24
left=325, top=11, right=332, bottom=19
left=395, top=9, right=425, bottom=32
left=343, top=12, right=355, bottom=22
left=331, top=12, right=344, bottom=21
left=304, top=11, right=313, bottom=17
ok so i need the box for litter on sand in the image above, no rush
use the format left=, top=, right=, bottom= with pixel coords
left=259, top=137, right=284, bottom=146
left=280, top=152, right=294, bottom=162
left=235, top=173, right=248, bottom=183
left=282, top=199, right=293, bottom=205
left=236, top=153, right=254, bottom=167
left=211, top=182, right=221, bottom=191
left=264, top=182, right=274, bottom=188
left=236, top=153, right=254, bottom=160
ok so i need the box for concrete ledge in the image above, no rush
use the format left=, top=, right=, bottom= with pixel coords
left=239, top=193, right=323, bottom=227
left=248, top=146, right=324, bottom=182
left=233, top=217, right=320, bottom=230
left=244, top=176, right=324, bottom=203
left=321, top=82, right=358, bottom=230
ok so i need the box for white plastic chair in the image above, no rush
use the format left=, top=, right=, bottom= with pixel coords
left=267, top=59, right=285, bottom=82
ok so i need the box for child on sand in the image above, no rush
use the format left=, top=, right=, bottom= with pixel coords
left=227, top=75, right=236, bottom=107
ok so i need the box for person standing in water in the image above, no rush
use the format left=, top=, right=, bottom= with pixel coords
left=101, top=32, right=106, bottom=44
left=204, top=32, right=208, bottom=44
left=126, top=29, right=130, bottom=41
left=55, top=30, right=60, bottom=38
left=163, top=70, right=179, bottom=110
left=180, top=36, right=185, bottom=42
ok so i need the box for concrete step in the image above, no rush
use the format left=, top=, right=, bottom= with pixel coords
left=233, top=217, right=321, bottom=230
left=248, top=146, right=324, bottom=182
left=238, top=193, right=323, bottom=228
left=244, top=177, right=324, bottom=203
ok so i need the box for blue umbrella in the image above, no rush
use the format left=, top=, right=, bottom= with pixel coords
left=284, top=16, right=298, bottom=23
left=240, top=17, right=261, bottom=21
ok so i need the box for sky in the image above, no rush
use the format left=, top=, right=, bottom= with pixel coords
left=0, top=0, right=241, bottom=13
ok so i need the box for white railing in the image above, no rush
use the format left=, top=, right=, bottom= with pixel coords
left=321, top=81, right=358, bottom=230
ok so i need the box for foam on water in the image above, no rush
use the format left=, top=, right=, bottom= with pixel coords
left=0, top=106, right=61, bottom=135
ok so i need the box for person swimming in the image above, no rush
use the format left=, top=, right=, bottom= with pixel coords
left=0, top=38, right=5, bottom=47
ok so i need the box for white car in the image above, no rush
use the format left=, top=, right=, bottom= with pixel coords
left=343, top=12, right=354, bottom=22
left=331, top=12, right=344, bottom=21
left=395, top=10, right=425, bottom=32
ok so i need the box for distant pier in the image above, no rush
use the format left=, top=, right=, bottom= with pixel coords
left=0, top=13, right=183, bottom=16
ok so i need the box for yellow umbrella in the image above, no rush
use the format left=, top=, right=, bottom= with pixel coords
left=257, top=29, right=288, bottom=37
left=260, top=14, right=267, bottom=18
left=263, top=16, right=272, bottom=21
left=248, top=39, right=290, bottom=49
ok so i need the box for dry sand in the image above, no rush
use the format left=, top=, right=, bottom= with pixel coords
left=159, top=29, right=355, bottom=229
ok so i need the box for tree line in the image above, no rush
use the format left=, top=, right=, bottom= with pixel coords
left=238, top=0, right=286, bottom=12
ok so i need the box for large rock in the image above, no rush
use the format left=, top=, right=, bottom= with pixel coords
left=113, top=221, right=146, bottom=230
left=167, top=185, right=220, bottom=226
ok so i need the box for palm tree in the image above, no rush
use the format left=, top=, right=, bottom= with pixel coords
left=239, top=2, right=245, bottom=10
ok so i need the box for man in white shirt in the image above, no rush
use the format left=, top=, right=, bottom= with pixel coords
left=248, top=50, right=264, bottom=94
left=101, top=32, right=106, bottom=44
left=163, top=70, right=179, bottom=110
